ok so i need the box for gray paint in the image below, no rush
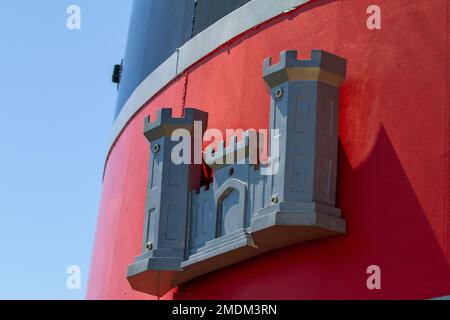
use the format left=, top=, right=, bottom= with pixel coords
left=127, top=49, right=347, bottom=297
left=108, top=0, right=314, bottom=162
left=192, top=0, right=252, bottom=37
left=116, top=0, right=258, bottom=117
left=177, top=0, right=311, bottom=75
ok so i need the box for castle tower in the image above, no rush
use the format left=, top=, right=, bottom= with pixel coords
left=251, top=50, right=347, bottom=235
left=127, top=108, right=207, bottom=295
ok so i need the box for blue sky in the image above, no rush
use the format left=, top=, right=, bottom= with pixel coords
left=0, top=1, right=132, bottom=299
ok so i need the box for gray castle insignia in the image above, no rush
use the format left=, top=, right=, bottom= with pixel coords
left=127, top=49, right=347, bottom=296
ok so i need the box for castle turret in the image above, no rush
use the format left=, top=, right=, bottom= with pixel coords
left=252, top=50, right=347, bottom=232
left=127, top=108, right=207, bottom=295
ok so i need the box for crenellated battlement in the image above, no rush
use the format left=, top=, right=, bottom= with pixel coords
left=144, top=107, right=208, bottom=142
left=204, top=130, right=258, bottom=170
left=263, top=49, right=347, bottom=88
left=194, top=183, right=212, bottom=195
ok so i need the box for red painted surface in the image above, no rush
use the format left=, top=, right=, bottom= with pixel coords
left=87, top=0, right=450, bottom=299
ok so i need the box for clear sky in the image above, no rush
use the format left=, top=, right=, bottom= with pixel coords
left=0, top=1, right=132, bottom=299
